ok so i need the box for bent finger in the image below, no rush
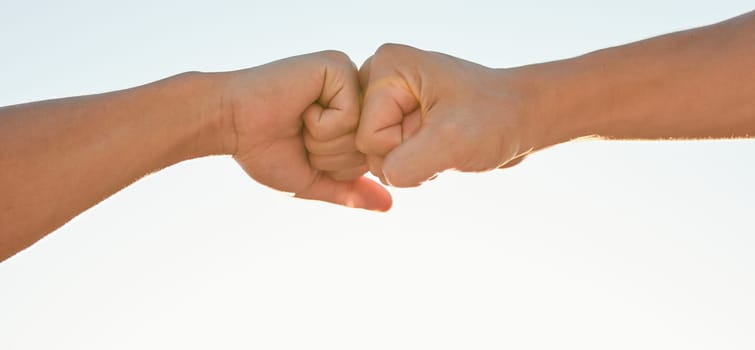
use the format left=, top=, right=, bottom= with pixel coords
left=308, top=151, right=366, bottom=172
left=303, top=103, right=357, bottom=142
left=304, top=129, right=358, bottom=156
left=356, top=84, right=416, bottom=156
left=326, top=164, right=369, bottom=182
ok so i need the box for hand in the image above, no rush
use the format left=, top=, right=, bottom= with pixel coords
left=221, top=51, right=392, bottom=211
left=356, top=44, right=535, bottom=187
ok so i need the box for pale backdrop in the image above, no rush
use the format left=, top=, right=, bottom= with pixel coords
left=1, top=1, right=754, bottom=349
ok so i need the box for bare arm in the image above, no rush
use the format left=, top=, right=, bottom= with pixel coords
left=0, top=51, right=391, bottom=262
left=526, top=10, right=755, bottom=146
left=0, top=75, right=224, bottom=259
left=356, top=11, right=755, bottom=187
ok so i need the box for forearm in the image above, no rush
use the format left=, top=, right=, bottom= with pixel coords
left=517, top=10, right=755, bottom=149
left=0, top=72, right=230, bottom=260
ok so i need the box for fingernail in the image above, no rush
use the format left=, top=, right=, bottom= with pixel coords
left=381, top=175, right=392, bottom=187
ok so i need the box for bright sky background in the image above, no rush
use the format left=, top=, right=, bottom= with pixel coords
left=2, top=1, right=754, bottom=349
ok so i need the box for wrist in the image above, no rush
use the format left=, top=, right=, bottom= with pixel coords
left=497, top=64, right=578, bottom=153
left=506, top=52, right=622, bottom=152
left=162, top=71, right=237, bottom=159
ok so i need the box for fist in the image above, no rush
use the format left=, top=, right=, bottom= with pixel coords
left=356, top=44, right=532, bottom=187
left=223, top=50, right=392, bottom=211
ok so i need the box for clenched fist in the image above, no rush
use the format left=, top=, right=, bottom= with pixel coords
left=356, top=44, right=536, bottom=187
left=222, top=51, right=392, bottom=210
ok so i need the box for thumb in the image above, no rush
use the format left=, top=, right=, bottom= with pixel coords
left=295, top=175, right=393, bottom=212
left=356, top=81, right=418, bottom=156
left=382, top=120, right=456, bottom=188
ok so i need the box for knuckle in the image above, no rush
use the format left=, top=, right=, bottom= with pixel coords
left=374, top=43, right=407, bottom=58
left=318, top=50, right=352, bottom=66
left=306, top=124, right=328, bottom=141
left=303, top=131, right=322, bottom=153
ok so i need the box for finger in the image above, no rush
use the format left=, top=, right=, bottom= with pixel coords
left=302, top=103, right=356, bottom=142
left=295, top=175, right=393, bottom=212
left=359, top=56, right=373, bottom=88
left=382, top=121, right=456, bottom=187
left=366, top=155, right=386, bottom=184
left=303, top=52, right=361, bottom=141
left=319, top=51, right=361, bottom=113
left=308, top=151, right=366, bottom=172
left=401, top=107, right=422, bottom=140
left=498, top=155, right=527, bottom=169
left=356, top=81, right=417, bottom=156
left=303, top=129, right=357, bottom=156
left=326, top=164, right=368, bottom=182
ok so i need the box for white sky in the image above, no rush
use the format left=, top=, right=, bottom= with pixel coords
left=2, top=1, right=754, bottom=349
